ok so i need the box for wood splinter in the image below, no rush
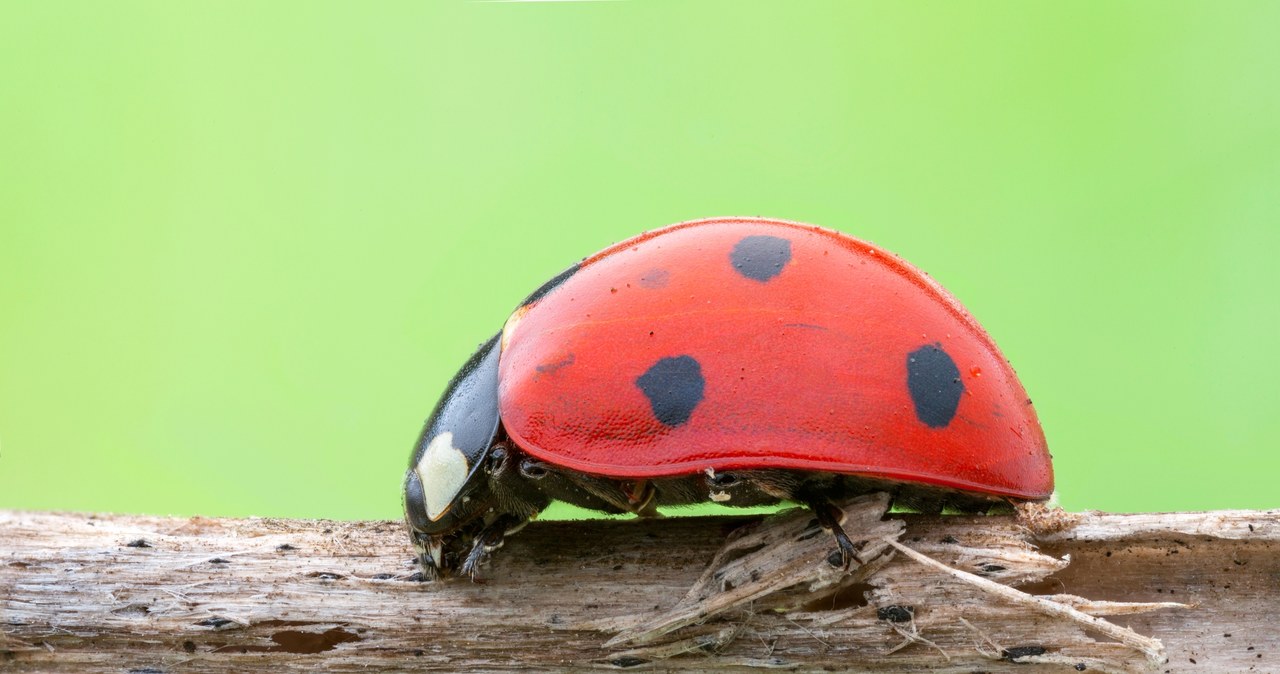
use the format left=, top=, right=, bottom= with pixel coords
left=604, top=494, right=1184, bottom=673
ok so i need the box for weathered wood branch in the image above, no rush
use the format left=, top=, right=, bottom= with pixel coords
left=2, top=501, right=1277, bottom=673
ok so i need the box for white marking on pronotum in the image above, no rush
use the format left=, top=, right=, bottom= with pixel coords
left=414, top=431, right=471, bottom=521
left=501, top=305, right=529, bottom=352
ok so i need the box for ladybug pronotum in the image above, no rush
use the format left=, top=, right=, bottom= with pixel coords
left=403, top=217, right=1053, bottom=579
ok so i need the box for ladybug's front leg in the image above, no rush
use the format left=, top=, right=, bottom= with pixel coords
left=460, top=513, right=527, bottom=580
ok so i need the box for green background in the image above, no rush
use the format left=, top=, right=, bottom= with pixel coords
left=2, top=2, right=1277, bottom=521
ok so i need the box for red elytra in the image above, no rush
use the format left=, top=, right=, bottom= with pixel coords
left=498, top=217, right=1053, bottom=500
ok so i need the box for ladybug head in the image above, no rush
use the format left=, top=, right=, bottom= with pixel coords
left=402, top=334, right=502, bottom=578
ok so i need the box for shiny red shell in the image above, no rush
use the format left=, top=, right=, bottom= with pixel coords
left=497, top=218, right=1053, bottom=500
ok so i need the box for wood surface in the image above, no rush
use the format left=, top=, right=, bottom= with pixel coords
left=2, top=500, right=1277, bottom=672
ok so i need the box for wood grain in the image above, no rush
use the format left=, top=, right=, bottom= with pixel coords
left=2, top=503, right=1277, bottom=672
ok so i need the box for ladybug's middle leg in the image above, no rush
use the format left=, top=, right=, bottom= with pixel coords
left=801, top=495, right=863, bottom=569
left=724, top=471, right=863, bottom=568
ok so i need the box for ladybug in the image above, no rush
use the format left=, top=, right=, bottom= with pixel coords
left=403, top=217, right=1052, bottom=579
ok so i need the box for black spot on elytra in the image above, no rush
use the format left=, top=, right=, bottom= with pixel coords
left=636, top=356, right=705, bottom=427
left=519, top=263, right=580, bottom=307
left=730, top=235, right=791, bottom=282
left=907, top=343, right=963, bottom=428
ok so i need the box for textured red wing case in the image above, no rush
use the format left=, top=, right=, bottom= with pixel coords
left=498, top=218, right=1053, bottom=499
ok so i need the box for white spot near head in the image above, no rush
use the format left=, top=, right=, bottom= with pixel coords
left=501, top=305, right=528, bottom=352
left=414, top=431, right=471, bottom=521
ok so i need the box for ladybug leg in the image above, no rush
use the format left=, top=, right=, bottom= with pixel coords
left=708, top=469, right=799, bottom=506
left=803, top=496, right=863, bottom=569
left=553, top=470, right=662, bottom=517
left=460, top=513, right=527, bottom=580
left=624, top=480, right=661, bottom=517
left=408, top=529, right=444, bottom=581
left=650, top=475, right=705, bottom=507
left=559, top=477, right=662, bottom=516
